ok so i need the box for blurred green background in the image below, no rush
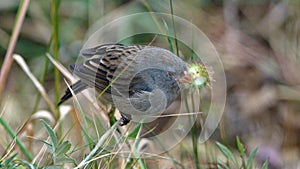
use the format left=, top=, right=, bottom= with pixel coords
left=0, top=0, right=300, bottom=168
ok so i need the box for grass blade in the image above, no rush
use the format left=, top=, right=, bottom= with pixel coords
left=0, top=0, right=30, bottom=100
left=217, top=158, right=230, bottom=169
left=162, top=19, right=174, bottom=53
left=236, top=136, right=245, bottom=157
left=236, top=136, right=246, bottom=168
left=0, top=117, right=33, bottom=161
left=13, top=54, right=58, bottom=116
left=75, top=121, right=120, bottom=169
left=50, top=0, right=61, bottom=107
left=41, top=119, right=58, bottom=150
left=169, top=0, right=179, bottom=56
left=261, top=160, right=268, bottom=169
left=216, top=142, right=238, bottom=167
left=246, top=146, right=259, bottom=169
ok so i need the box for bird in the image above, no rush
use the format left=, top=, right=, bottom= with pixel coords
left=58, top=43, right=192, bottom=125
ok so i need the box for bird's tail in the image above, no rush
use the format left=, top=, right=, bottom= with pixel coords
left=58, top=80, right=88, bottom=106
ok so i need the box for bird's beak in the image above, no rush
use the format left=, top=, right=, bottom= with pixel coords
left=179, top=71, right=193, bottom=83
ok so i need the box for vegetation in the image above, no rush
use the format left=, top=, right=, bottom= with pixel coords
left=1, top=0, right=299, bottom=168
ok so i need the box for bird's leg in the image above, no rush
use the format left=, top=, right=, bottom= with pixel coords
left=120, top=113, right=131, bottom=126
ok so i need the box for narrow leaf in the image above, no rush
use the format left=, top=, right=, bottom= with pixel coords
left=236, top=136, right=245, bottom=156
left=17, top=159, right=36, bottom=169
left=162, top=19, right=174, bottom=53
left=13, top=54, right=58, bottom=115
left=217, top=158, right=230, bottom=169
left=4, top=153, right=18, bottom=167
left=261, top=160, right=268, bottom=169
left=246, top=146, right=259, bottom=169
left=55, top=157, right=75, bottom=165
left=75, top=121, right=120, bottom=169
left=41, top=119, right=58, bottom=150
left=46, top=53, right=77, bottom=83
left=0, top=117, right=33, bottom=160
left=55, top=141, right=71, bottom=157
left=8, top=163, right=19, bottom=169
left=216, top=142, right=238, bottom=167
left=127, top=123, right=142, bottom=139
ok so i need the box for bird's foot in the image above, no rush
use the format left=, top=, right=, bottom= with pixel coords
left=120, top=113, right=131, bottom=126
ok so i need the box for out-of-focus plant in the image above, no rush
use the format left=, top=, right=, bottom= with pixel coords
left=216, top=137, right=269, bottom=169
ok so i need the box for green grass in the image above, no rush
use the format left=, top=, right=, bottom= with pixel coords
left=0, top=0, right=273, bottom=168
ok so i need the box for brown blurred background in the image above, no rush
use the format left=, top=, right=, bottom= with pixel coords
left=0, top=0, right=299, bottom=168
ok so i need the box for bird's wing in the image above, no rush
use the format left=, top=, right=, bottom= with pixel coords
left=72, top=44, right=145, bottom=96
left=80, top=43, right=125, bottom=58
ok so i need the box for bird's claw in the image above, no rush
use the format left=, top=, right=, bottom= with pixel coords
left=119, top=114, right=131, bottom=126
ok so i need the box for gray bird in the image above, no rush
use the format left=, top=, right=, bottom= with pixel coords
left=58, top=44, right=192, bottom=125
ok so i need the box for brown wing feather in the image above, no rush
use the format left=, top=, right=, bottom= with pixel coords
left=72, top=44, right=145, bottom=96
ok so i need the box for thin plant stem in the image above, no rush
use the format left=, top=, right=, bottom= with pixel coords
left=50, top=0, right=61, bottom=119
left=32, top=56, right=49, bottom=115
left=13, top=54, right=58, bottom=115
left=0, top=0, right=30, bottom=101
left=75, top=121, right=120, bottom=169
left=32, top=38, right=53, bottom=115
left=191, top=90, right=201, bottom=169
left=0, top=117, right=33, bottom=161
left=169, top=0, right=179, bottom=56
left=141, top=0, right=167, bottom=41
